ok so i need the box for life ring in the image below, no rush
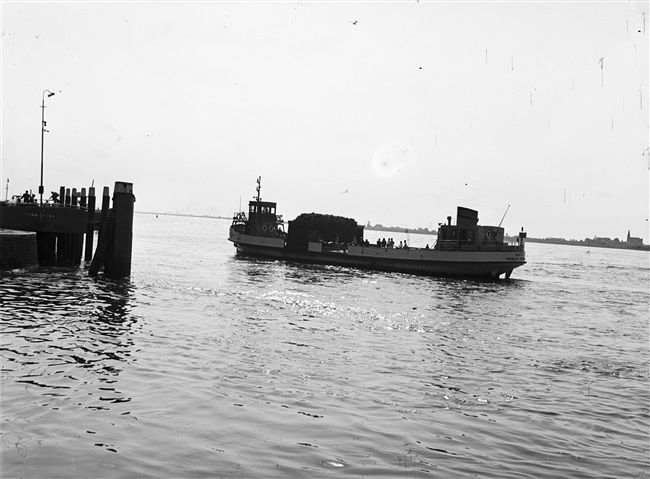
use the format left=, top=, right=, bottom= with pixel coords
left=262, top=225, right=267, bottom=232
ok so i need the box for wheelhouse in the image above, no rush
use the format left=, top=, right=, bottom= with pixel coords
left=230, top=177, right=285, bottom=238
left=248, top=200, right=277, bottom=223
left=435, top=206, right=521, bottom=251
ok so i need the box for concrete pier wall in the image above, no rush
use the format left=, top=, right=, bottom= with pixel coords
left=0, top=229, right=39, bottom=270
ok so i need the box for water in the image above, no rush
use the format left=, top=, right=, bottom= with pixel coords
left=2, top=214, right=649, bottom=478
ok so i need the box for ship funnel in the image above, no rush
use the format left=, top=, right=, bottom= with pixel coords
left=457, top=207, right=479, bottom=227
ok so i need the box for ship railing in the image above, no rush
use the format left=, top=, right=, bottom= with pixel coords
left=435, top=239, right=467, bottom=251
left=2, top=200, right=89, bottom=211
left=321, top=241, right=347, bottom=253
left=435, top=240, right=524, bottom=252
left=43, top=202, right=88, bottom=210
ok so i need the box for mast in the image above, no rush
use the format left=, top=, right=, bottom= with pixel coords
left=252, top=176, right=262, bottom=225
left=498, top=204, right=511, bottom=229
left=255, top=176, right=262, bottom=203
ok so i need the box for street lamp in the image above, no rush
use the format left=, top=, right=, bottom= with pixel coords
left=40, top=90, right=55, bottom=205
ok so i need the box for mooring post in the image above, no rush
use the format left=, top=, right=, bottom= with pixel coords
left=85, top=186, right=96, bottom=261
left=71, top=189, right=79, bottom=263
left=105, top=181, right=135, bottom=278
left=72, top=188, right=87, bottom=264
left=56, top=186, right=64, bottom=260
left=56, top=187, right=65, bottom=261
left=100, top=186, right=110, bottom=235
left=65, top=188, right=74, bottom=261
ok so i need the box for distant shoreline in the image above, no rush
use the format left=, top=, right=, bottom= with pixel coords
left=523, top=237, right=649, bottom=252
left=137, top=211, right=230, bottom=220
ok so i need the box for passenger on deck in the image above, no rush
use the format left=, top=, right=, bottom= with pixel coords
left=364, top=239, right=370, bottom=247
left=388, top=238, right=394, bottom=248
left=376, top=238, right=381, bottom=247
left=381, top=238, right=387, bottom=248
left=21, top=191, right=31, bottom=203
left=403, top=239, right=408, bottom=249
left=398, top=240, right=403, bottom=249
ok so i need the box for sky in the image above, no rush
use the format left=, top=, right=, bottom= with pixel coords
left=2, top=1, right=649, bottom=242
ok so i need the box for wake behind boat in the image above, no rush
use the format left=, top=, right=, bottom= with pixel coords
left=229, top=178, right=527, bottom=279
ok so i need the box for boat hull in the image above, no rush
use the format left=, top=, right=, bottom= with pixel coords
left=230, top=231, right=525, bottom=279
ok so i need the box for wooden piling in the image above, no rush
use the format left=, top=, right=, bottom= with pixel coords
left=65, top=233, right=73, bottom=262
left=85, top=187, right=96, bottom=261
left=75, top=234, right=83, bottom=263
left=69, top=188, right=84, bottom=263
left=56, top=233, right=65, bottom=261
left=36, top=233, right=57, bottom=264
left=100, top=186, right=110, bottom=237
left=105, top=182, right=135, bottom=278
left=88, top=182, right=135, bottom=278
left=89, top=212, right=114, bottom=276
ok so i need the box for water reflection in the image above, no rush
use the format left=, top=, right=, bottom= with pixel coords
left=1, top=268, right=138, bottom=412
left=89, top=276, right=136, bottom=328
left=228, top=255, right=279, bottom=282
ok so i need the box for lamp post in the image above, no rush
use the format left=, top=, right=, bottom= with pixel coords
left=40, top=90, right=55, bottom=206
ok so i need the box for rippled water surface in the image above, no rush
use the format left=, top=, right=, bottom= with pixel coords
left=2, top=214, right=649, bottom=478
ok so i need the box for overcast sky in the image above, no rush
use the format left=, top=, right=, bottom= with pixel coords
left=2, top=1, right=648, bottom=242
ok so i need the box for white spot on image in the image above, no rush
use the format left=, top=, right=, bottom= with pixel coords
left=372, top=143, right=413, bottom=177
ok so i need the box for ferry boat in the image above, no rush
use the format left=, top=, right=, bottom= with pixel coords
left=229, top=178, right=527, bottom=279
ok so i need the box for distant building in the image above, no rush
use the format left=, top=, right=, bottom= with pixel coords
left=627, top=230, right=644, bottom=246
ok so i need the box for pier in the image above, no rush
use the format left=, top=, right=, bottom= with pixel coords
left=0, top=181, right=135, bottom=278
